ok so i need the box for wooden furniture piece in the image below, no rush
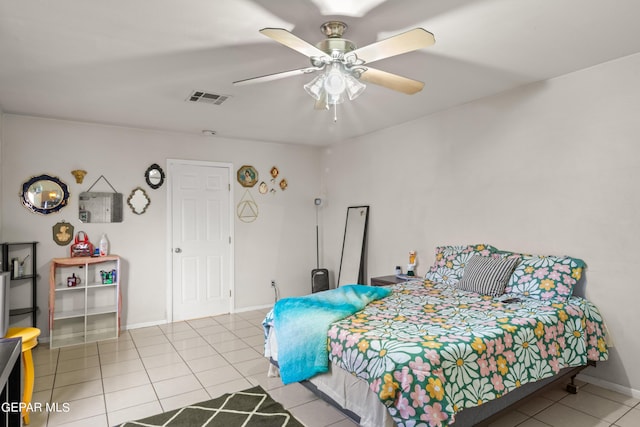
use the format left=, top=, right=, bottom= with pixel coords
left=0, top=242, right=38, bottom=327
left=5, top=327, right=40, bottom=424
left=370, top=275, right=408, bottom=287
left=49, top=255, right=121, bottom=348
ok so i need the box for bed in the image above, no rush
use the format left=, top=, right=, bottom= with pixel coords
left=263, top=244, right=609, bottom=427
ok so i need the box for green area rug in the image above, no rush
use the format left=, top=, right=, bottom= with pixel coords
left=119, top=385, right=305, bottom=427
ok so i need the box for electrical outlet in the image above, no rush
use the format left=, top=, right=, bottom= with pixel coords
left=271, top=280, right=276, bottom=287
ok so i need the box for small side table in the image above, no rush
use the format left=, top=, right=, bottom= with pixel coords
left=370, top=275, right=411, bottom=287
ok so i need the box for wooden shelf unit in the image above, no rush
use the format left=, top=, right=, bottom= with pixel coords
left=49, top=255, right=121, bottom=348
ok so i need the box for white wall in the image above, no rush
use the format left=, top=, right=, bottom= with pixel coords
left=0, top=115, right=321, bottom=332
left=321, top=53, right=640, bottom=395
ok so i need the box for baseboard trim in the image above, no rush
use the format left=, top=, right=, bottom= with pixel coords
left=123, top=319, right=168, bottom=331
left=234, top=304, right=273, bottom=313
left=578, top=373, right=640, bottom=399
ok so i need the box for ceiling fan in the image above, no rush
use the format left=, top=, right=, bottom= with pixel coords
left=233, top=21, right=435, bottom=119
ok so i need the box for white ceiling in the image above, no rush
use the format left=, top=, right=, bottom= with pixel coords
left=1, top=0, right=639, bottom=146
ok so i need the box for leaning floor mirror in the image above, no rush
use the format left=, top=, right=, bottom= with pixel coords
left=337, top=205, right=369, bottom=287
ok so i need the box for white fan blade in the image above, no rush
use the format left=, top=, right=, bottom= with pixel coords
left=233, top=67, right=319, bottom=86
left=260, top=28, right=330, bottom=60
left=351, top=28, right=435, bottom=64
left=359, top=67, right=425, bottom=94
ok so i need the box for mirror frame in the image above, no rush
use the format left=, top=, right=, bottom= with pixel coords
left=127, top=187, right=150, bottom=215
left=145, top=163, right=165, bottom=189
left=337, top=205, right=369, bottom=287
left=79, top=192, right=124, bottom=223
left=20, top=174, right=70, bottom=215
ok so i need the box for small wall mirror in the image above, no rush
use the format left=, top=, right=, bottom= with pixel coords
left=79, top=192, right=123, bottom=223
left=128, top=187, right=150, bottom=215
left=145, top=163, right=165, bottom=189
left=337, top=205, right=369, bottom=286
left=21, top=174, right=70, bottom=215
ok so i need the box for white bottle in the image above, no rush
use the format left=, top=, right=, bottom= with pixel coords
left=99, top=233, right=109, bottom=256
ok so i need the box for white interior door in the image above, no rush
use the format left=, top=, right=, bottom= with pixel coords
left=169, top=160, right=233, bottom=321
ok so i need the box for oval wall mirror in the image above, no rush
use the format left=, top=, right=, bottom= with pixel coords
left=127, top=187, right=150, bottom=215
left=21, top=174, right=70, bottom=215
left=145, top=163, right=165, bottom=189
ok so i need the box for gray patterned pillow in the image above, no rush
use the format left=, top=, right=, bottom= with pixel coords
left=455, top=255, right=518, bottom=296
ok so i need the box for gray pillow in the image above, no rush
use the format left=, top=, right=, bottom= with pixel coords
left=455, top=255, right=518, bottom=296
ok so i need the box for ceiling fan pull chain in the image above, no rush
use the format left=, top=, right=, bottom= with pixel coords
left=333, top=103, right=338, bottom=122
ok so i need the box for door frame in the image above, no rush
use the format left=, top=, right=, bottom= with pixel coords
left=166, top=159, right=235, bottom=323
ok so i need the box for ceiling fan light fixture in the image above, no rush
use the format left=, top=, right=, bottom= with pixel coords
left=324, top=64, right=346, bottom=96
left=303, top=74, right=326, bottom=100
left=344, top=74, right=366, bottom=100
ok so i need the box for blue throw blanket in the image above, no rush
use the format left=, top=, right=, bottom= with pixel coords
left=273, top=284, right=391, bottom=384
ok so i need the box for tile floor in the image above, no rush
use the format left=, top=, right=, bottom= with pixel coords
left=27, top=309, right=639, bottom=427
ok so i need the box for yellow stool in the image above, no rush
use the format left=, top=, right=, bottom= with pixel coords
left=5, top=327, right=41, bottom=425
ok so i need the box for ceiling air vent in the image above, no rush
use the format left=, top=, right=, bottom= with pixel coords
left=187, top=90, right=230, bottom=106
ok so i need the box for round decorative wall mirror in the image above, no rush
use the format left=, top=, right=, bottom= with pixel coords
left=21, top=174, right=70, bottom=215
left=145, top=163, right=165, bottom=189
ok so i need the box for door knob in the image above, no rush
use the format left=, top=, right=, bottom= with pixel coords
left=174, top=248, right=182, bottom=253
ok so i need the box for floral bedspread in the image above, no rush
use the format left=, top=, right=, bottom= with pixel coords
left=327, top=280, right=608, bottom=427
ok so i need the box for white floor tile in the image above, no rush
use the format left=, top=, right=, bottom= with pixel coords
left=170, top=335, right=209, bottom=351
left=187, top=317, right=221, bottom=328
left=34, top=374, right=55, bottom=393
left=53, top=366, right=101, bottom=388
left=102, top=369, right=151, bottom=393
left=326, top=417, right=359, bottom=427
left=196, top=365, right=244, bottom=387
left=146, top=361, right=191, bottom=382
left=163, top=328, right=201, bottom=342
left=160, top=388, right=211, bottom=412
left=152, top=374, right=203, bottom=399
left=107, top=400, right=163, bottom=426
left=233, top=325, right=263, bottom=338
left=517, top=419, right=553, bottom=427
left=158, top=321, right=194, bottom=334
left=128, top=325, right=163, bottom=338
left=135, top=342, right=177, bottom=358
left=534, top=402, right=611, bottom=427
left=220, top=347, right=261, bottom=364
left=232, top=357, right=270, bottom=377
left=104, top=383, right=157, bottom=412
left=49, top=413, right=109, bottom=427
left=582, top=384, right=640, bottom=407
left=487, top=409, right=529, bottom=427
left=205, top=378, right=254, bottom=399
left=52, top=379, right=103, bottom=403
left=268, top=383, right=320, bottom=409
left=202, top=331, right=239, bottom=345
left=289, top=399, right=347, bottom=427
left=46, top=394, right=105, bottom=425
left=141, top=350, right=184, bottom=369
left=56, top=345, right=98, bottom=362
left=177, top=344, right=220, bottom=361
left=517, top=395, right=555, bottom=416
left=97, top=339, right=136, bottom=354
left=185, top=354, right=230, bottom=373
left=100, top=357, right=145, bottom=378
left=560, top=388, right=632, bottom=423
left=616, top=407, right=640, bottom=427
left=132, top=333, right=170, bottom=348
left=211, top=338, right=249, bottom=353
left=55, top=355, right=100, bottom=373
left=99, top=347, right=140, bottom=365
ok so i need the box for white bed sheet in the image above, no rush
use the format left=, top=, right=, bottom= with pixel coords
left=265, top=326, right=394, bottom=427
